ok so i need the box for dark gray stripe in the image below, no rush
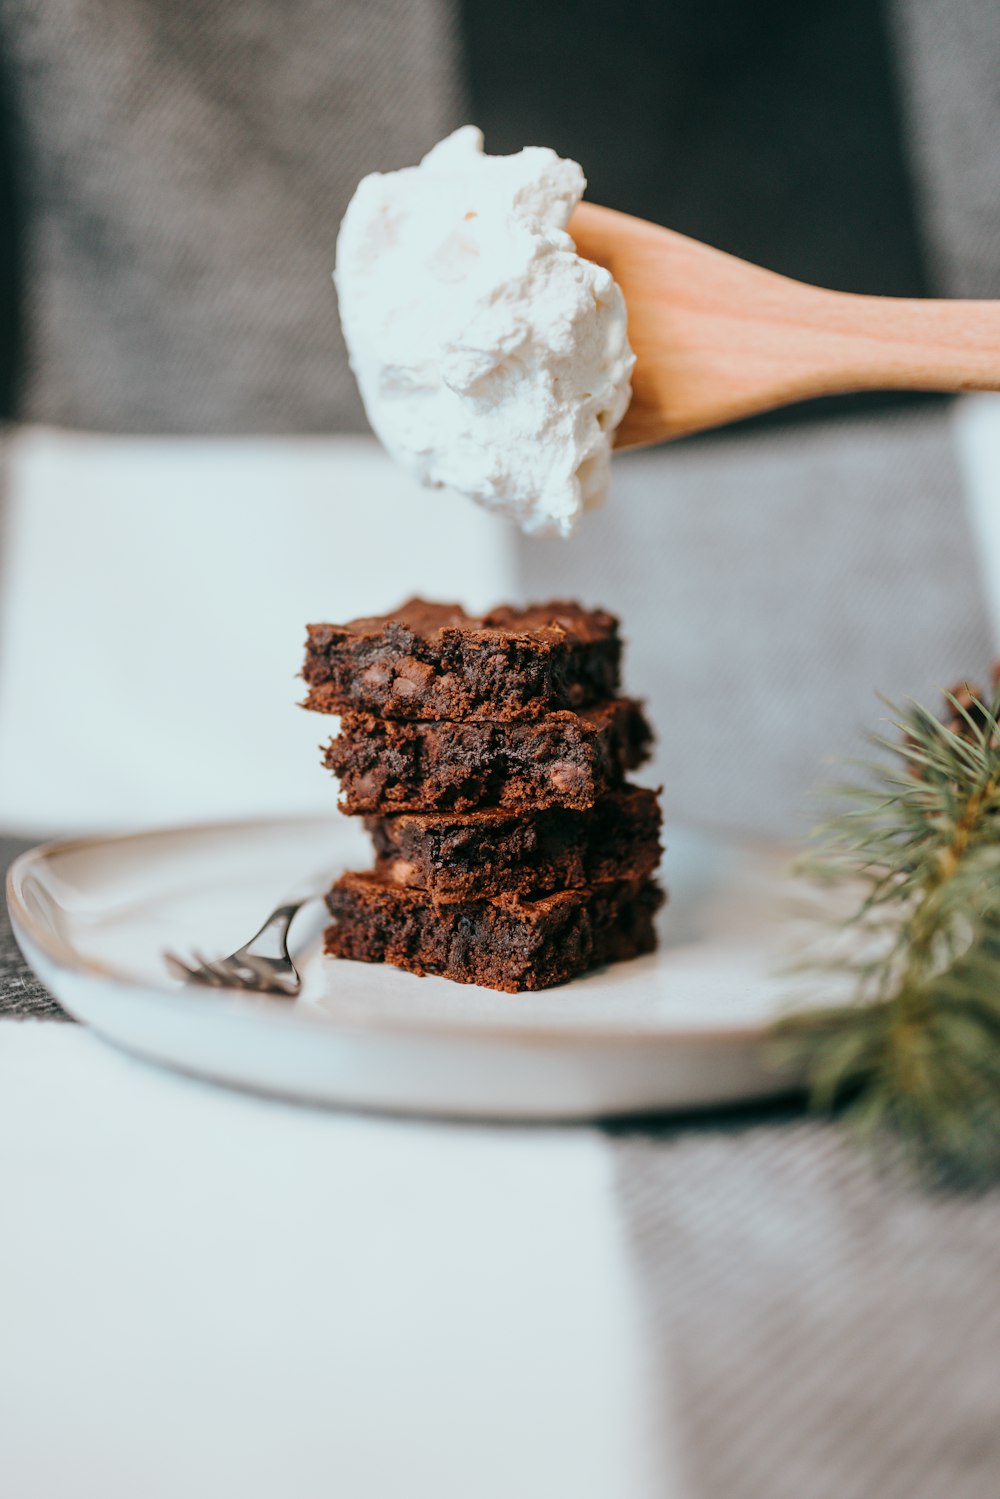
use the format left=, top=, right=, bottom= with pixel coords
left=464, top=0, right=934, bottom=303
left=1, top=835, right=69, bottom=1019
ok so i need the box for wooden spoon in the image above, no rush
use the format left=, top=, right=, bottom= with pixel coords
left=570, top=201, right=1000, bottom=450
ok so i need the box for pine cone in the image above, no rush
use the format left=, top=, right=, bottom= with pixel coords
left=903, top=665, right=1000, bottom=776
left=941, top=664, right=1000, bottom=743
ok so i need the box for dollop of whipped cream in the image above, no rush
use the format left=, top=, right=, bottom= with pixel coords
left=334, top=126, right=634, bottom=538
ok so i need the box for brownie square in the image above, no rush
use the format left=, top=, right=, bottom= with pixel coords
left=303, top=597, right=621, bottom=721
left=367, top=785, right=662, bottom=899
left=324, top=872, right=664, bottom=992
left=322, top=698, right=652, bottom=814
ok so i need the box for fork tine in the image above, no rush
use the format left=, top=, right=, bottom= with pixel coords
left=165, top=948, right=295, bottom=994
left=198, top=952, right=295, bottom=993
left=191, top=951, right=262, bottom=988
left=163, top=950, right=208, bottom=984
left=162, top=885, right=312, bottom=997
left=169, top=950, right=239, bottom=988
left=190, top=960, right=233, bottom=988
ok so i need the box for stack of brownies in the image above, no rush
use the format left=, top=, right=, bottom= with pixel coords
left=301, top=598, right=664, bottom=992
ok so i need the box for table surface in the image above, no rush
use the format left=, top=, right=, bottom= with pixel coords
left=4, top=833, right=1000, bottom=1499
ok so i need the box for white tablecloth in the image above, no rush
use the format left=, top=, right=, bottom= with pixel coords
left=1, top=1020, right=671, bottom=1499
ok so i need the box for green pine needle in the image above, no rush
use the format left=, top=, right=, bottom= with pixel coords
left=773, top=681, right=1000, bottom=1185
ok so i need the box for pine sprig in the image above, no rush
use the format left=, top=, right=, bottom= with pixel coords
left=774, top=678, right=1000, bottom=1184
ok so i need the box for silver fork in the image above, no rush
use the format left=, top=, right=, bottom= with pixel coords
left=163, top=875, right=328, bottom=997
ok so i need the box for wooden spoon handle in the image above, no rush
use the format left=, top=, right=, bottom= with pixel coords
left=618, top=271, right=1000, bottom=446
left=570, top=204, right=1000, bottom=446
left=785, top=285, right=1000, bottom=398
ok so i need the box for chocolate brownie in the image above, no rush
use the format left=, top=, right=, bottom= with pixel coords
left=367, top=785, right=662, bottom=898
left=322, top=698, right=652, bottom=814
left=303, top=597, right=621, bottom=721
left=324, top=872, right=664, bottom=992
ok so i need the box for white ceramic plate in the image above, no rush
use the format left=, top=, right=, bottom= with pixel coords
left=8, top=815, right=811, bottom=1119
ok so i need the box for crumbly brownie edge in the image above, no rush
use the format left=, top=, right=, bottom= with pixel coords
left=368, top=786, right=663, bottom=898
left=302, top=603, right=621, bottom=721
left=316, top=597, right=618, bottom=645
left=323, top=874, right=663, bottom=993
left=317, top=699, right=653, bottom=814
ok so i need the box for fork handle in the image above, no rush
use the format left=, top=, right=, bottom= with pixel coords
left=241, top=871, right=331, bottom=953
left=240, top=901, right=309, bottom=962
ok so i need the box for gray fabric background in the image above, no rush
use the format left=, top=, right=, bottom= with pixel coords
left=519, top=404, right=994, bottom=838
left=612, top=1112, right=1000, bottom=1499
left=1, top=0, right=463, bottom=432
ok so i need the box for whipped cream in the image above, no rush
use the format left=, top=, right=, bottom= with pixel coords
left=334, top=126, right=634, bottom=538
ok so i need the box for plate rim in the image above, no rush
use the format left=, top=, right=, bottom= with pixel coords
left=7, top=813, right=792, bottom=1050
